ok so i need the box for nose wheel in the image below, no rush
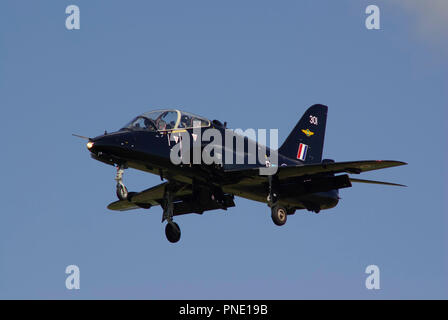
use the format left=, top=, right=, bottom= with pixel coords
left=116, top=183, right=128, bottom=201
left=115, top=165, right=128, bottom=201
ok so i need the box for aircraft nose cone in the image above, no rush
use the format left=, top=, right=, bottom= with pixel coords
left=88, top=131, right=134, bottom=157
left=89, top=135, right=117, bottom=152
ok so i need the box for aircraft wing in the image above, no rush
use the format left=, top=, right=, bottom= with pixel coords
left=107, top=182, right=192, bottom=211
left=108, top=160, right=406, bottom=211
left=220, top=160, right=406, bottom=205
left=225, top=160, right=407, bottom=181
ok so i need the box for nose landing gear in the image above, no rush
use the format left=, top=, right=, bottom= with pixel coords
left=115, top=165, right=128, bottom=201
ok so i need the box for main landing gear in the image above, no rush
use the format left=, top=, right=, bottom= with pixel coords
left=267, top=175, right=290, bottom=226
left=162, top=184, right=181, bottom=243
left=271, top=205, right=287, bottom=226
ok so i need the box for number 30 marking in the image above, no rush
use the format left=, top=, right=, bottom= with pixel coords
left=310, top=115, right=318, bottom=125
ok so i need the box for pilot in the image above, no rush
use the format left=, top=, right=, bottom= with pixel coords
left=144, top=118, right=153, bottom=131
left=157, top=119, right=166, bottom=131
left=180, top=115, right=191, bottom=128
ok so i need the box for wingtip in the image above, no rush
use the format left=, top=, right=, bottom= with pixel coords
left=393, top=182, right=408, bottom=187
left=377, top=160, right=408, bottom=166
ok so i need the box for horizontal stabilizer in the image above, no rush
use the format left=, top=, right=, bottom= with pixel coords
left=277, top=160, right=407, bottom=179
left=349, top=177, right=407, bottom=187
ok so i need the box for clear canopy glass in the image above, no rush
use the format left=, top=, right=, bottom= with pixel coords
left=122, top=109, right=210, bottom=132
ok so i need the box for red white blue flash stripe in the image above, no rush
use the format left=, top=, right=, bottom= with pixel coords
left=297, top=143, right=308, bottom=161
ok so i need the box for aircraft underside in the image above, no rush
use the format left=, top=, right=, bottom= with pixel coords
left=102, top=156, right=352, bottom=243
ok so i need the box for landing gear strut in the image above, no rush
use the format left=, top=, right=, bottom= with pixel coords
left=266, top=175, right=278, bottom=204
left=267, top=175, right=287, bottom=226
left=115, top=164, right=128, bottom=201
left=162, top=184, right=181, bottom=243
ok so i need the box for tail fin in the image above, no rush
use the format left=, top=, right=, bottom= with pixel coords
left=278, top=104, right=328, bottom=164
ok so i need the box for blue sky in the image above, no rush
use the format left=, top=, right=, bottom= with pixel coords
left=0, top=0, right=446, bottom=299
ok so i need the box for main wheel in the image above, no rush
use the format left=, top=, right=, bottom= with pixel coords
left=165, top=222, right=181, bottom=243
left=116, top=184, right=128, bottom=201
left=271, top=205, right=287, bottom=226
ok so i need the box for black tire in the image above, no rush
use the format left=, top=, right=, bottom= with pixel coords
left=116, top=184, right=128, bottom=201
left=271, top=205, right=287, bottom=226
left=165, top=222, right=181, bottom=243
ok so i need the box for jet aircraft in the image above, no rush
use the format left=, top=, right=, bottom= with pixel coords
left=75, top=105, right=406, bottom=243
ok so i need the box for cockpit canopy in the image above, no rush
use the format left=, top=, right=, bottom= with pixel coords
left=122, top=109, right=211, bottom=132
